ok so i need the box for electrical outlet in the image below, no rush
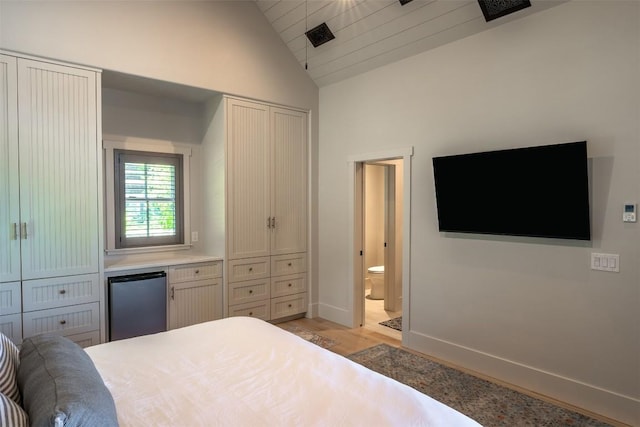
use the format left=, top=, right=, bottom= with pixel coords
left=591, top=253, right=619, bottom=272
left=191, top=231, right=198, bottom=242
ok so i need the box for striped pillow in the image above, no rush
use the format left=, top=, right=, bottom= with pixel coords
left=0, top=392, right=27, bottom=426
left=0, top=334, right=20, bottom=404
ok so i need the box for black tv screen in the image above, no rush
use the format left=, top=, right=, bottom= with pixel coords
left=432, top=141, right=591, bottom=240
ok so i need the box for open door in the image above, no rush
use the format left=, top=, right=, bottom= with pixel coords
left=383, top=164, right=397, bottom=312
left=354, top=162, right=365, bottom=327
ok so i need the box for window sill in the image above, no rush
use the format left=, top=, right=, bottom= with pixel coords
left=104, top=244, right=192, bottom=256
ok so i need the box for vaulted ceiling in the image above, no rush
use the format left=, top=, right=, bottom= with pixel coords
left=256, top=0, right=567, bottom=87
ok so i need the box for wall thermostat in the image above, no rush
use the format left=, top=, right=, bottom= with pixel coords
left=623, top=203, right=636, bottom=222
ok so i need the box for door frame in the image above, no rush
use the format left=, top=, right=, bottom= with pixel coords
left=347, top=147, right=413, bottom=340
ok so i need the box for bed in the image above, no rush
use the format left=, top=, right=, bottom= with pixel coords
left=13, top=317, right=481, bottom=426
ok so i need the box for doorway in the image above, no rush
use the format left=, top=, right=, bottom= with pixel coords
left=363, top=161, right=402, bottom=338
left=349, top=147, right=412, bottom=340
left=350, top=148, right=411, bottom=341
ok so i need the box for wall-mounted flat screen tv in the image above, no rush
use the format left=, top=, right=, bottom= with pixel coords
left=432, top=141, right=591, bottom=240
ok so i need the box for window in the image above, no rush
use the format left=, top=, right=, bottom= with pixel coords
left=114, top=150, right=184, bottom=248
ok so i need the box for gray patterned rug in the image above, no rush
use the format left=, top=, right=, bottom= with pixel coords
left=281, top=325, right=337, bottom=349
left=379, top=316, right=402, bottom=331
left=347, top=344, right=612, bottom=427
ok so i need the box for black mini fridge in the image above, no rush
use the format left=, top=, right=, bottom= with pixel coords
left=108, top=271, right=167, bottom=341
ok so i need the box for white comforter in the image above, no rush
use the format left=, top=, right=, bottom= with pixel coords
left=85, top=317, right=480, bottom=426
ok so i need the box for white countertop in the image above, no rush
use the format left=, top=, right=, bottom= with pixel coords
left=104, top=253, right=223, bottom=273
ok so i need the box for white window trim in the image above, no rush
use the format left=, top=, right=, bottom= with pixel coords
left=103, top=135, right=192, bottom=255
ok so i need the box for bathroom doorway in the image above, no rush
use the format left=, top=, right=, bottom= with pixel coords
left=357, top=159, right=403, bottom=339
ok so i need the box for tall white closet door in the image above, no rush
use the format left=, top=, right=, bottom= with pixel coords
left=17, top=59, right=99, bottom=280
left=270, top=107, right=307, bottom=255
left=0, top=54, right=21, bottom=284
left=226, top=98, right=271, bottom=260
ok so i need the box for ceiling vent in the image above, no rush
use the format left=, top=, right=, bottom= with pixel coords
left=305, top=23, right=335, bottom=48
left=477, top=0, right=531, bottom=22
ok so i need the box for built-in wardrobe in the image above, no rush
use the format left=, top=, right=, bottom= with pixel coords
left=0, top=52, right=103, bottom=346
left=204, top=96, right=308, bottom=322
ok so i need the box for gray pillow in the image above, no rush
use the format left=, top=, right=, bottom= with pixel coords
left=17, top=334, right=119, bottom=427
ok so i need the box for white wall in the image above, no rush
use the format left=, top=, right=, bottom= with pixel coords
left=319, top=1, right=639, bottom=424
left=364, top=164, right=385, bottom=272
left=0, top=1, right=317, bottom=111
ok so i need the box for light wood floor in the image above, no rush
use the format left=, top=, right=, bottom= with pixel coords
left=276, top=291, right=402, bottom=356
left=363, top=294, right=402, bottom=340
left=276, top=315, right=400, bottom=357
left=276, top=316, right=627, bottom=427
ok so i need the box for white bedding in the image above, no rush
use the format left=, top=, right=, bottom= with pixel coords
left=85, top=317, right=480, bottom=426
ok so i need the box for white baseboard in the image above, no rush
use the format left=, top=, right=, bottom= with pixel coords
left=406, top=330, right=639, bottom=426
left=317, top=302, right=352, bottom=327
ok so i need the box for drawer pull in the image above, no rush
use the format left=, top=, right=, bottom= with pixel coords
left=59, top=289, right=66, bottom=295
left=249, top=267, right=253, bottom=272
left=288, top=304, right=292, bottom=308
left=249, top=290, right=253, bottom=294
left=195, top=269, right=200, bottom=274
left=288, top=283, right=292, bottom=287
left=60, top=319, right=67, bottom=325
left=249, top=311, right=253, bottom=316
left=288, top=262, right=292, bottom=267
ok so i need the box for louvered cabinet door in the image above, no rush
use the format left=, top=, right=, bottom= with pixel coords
left=0, top=54, right=21, bottom=284
left=17, top=59, right=99, bottom=280
left=270, top=107, right=307, bottom=255
left=226, top=98, right=271, bottom=260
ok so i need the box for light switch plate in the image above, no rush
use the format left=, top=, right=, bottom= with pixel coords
left=591, top=253, right=619, bottom=272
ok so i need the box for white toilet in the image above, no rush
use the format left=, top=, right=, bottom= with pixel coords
left=367, top=265, right=385, bottom=300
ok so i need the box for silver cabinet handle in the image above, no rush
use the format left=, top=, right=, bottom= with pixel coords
left=21, top=222, right=27, bottom=239
left=271, top=217, right=276, bottom=228
left=170, top=286, right=175, bottom=300
left=267, top=217, right=271, bottom=229
left=11, top=223, right=18, bottom=240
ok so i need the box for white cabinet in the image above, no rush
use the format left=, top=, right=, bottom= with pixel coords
left=168, top=261, right=223, bottom=330
left=225, top=97, right=307, bottom=321
left=226, top=98, right=307, bottom=260
left=0, top=52, right=101, bottom=345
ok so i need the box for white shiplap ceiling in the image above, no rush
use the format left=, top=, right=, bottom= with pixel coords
left=256, top=0, right=567, bottom=87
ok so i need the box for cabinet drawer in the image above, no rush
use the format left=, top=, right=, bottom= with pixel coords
left=23, top=274, right=99, bottom=311
left=169, top=261, right=222, bottom=283
left=228, top=300, right=270, bottom=321
left=0, top=314, right=22, bottom=345
left=271, top=253, right=306, bottom=277
left=65, top=330, right=101, bottom=348
left=0, top=282, right=21, bottom=316
left=270, top=292, right=307, bottom=319
left=271, top=274, right=306, bottom=298
left=23, top=302, right=100, bottom=338
left=228, top=278, right=270, bottom=305
left=228, top=257, right=270, bottom=282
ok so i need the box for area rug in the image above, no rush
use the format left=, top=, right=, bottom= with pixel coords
left=281, top=325, right=337, bottom=349
left=347, top=344, right=611, bottom=427
left=379, top=316, right=402, bottom=331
